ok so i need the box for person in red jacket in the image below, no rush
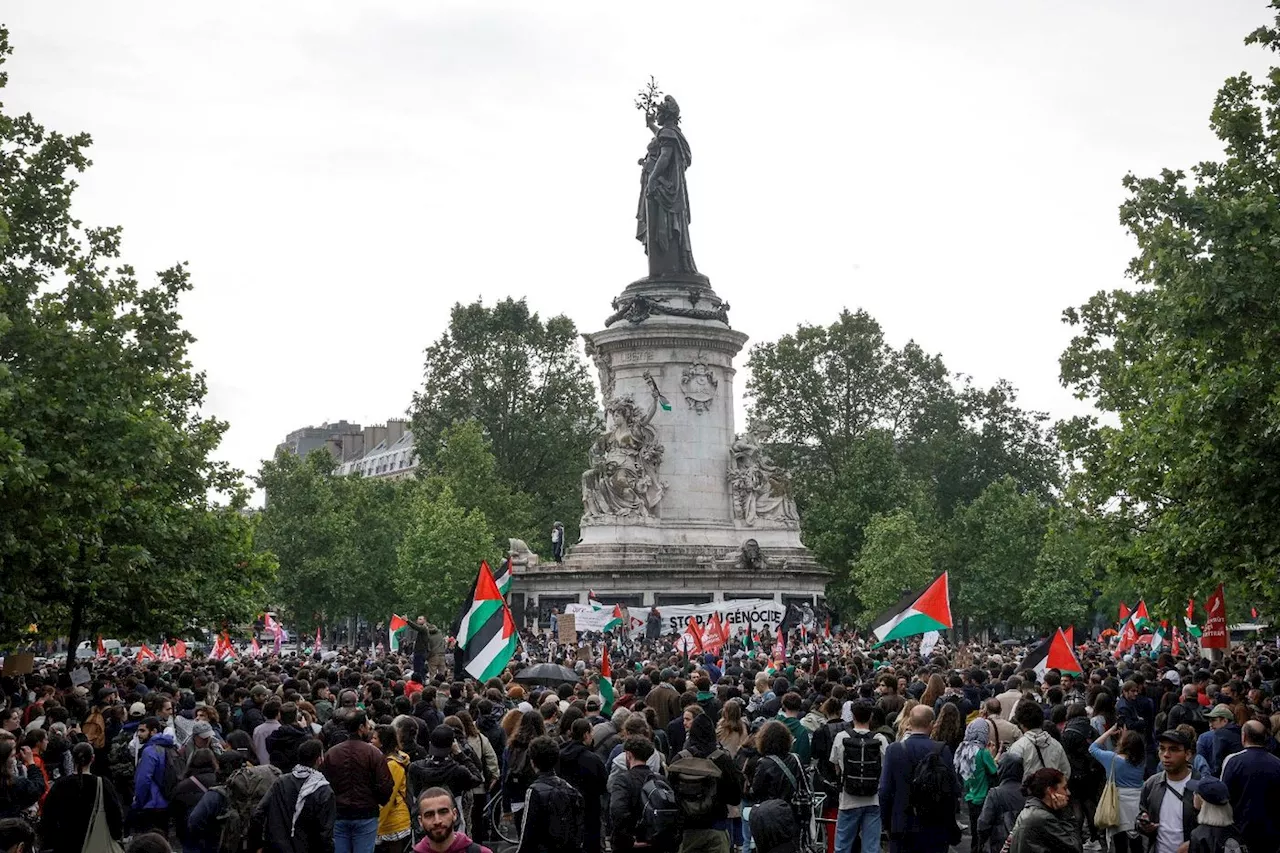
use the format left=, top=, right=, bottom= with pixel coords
left=321, top=710, right=394, bottom=853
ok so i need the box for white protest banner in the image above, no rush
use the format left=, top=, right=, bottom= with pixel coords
left=565, top=603, right=624, bottom=633
left=566, top=599, right=788, bottom=639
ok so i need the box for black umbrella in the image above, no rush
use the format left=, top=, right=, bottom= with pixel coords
left=513, top=663, right=580, bottom=687
left=1000, top=638, right=1021, bottom=647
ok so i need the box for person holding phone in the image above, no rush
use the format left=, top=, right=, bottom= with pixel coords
left=1089, top=725, right=1147, bottom=853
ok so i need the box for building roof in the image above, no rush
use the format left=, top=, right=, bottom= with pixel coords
left=336, top=429, right=418, bottom=479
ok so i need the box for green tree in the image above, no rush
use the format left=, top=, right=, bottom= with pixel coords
left=410, top=298, right=599, bottom=550
left=847, top=509, right=937, bottom=624
left=746, top=309, right=1059, bottom=614
left=397, top=485, right=496, bottom=625
left=941, top=477, right=1050, bottom=637
left=0, top=28, right=272, bottom=661
left=421, top=419, right=537, bottom=549
left=1019, top=509, right=1101, bottom=633
left=1060, top=5, right=1280, bottom=606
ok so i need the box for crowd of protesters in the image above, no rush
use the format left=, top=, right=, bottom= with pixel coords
left=1, top=620, right=1279, bottom=853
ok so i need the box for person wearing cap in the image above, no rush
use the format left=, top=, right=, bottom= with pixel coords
left=1220, top=720, right=1280, bottom=853
left=186, top=720, right=223, bottom=758
left=1138, top=731, right=1200, bottom=853
left=1186, top=778, right=1243, bottom=853
left=406, top=725, right=483, bottom=829
left=1202, top=705, right=1241, bottom=776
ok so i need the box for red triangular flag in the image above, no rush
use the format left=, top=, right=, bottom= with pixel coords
left=1119, top=602, right=1131, bottom=624
left=1064, top=626, right=1075, bottom=648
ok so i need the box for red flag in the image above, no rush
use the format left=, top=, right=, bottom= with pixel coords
left=1119, top=602, right=1131, bottom=624
left=1186, top=598, right=1195, bottom=622
left=1252, top=607, right=1259, bottom=620
left=704, top=613, right=726, bottom=653
left=776, top=626, right=787, bottom=665
left=684, top=617, right=704, bottom=654
left=315, top=625, right=322, bottom=653
left=96, top=636, right=106, bottom=659
left=1064, top=626, right=1075, bottom=648
left=1114, top=620, right=1138, bottom=659
left=173, top=640, right=187, bottom=659
left=1172, top=625, right=1181, bottom=657
left=251, top=637, right=262, bottom=657
left=1202, top=585, right=1228, bottom=649
left=824, top=616, right=832, bottom=639
left=135, top=643, right=157, bottom=663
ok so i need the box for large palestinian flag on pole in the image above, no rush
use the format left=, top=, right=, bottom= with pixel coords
left=871, top=573, right=952, bottom=645
left=1022, top=628, right=1083, bottom=676
left=455, top=561, right=518, bottom=681
left=490, top=558, right=513, bottom=597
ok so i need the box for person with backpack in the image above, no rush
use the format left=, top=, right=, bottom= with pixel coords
left=1059, top=704, right=1103, bottom=850
left=750, top=721, right=809, bottom=809
left=515, top=736, right=584, bottom=853
left=977, top=755, right=1025, bottom=853
left=558, top=719, right=608, bottom=853
left=809, top=697, right=847, bottom=853
left=607, top=736, right=676, bottom=853
left=131, top=716, right=178, bottom=836
left=878, top=704, right=959, bottom=853
left=669, top=713, right=743, bottom=853
left=407, top=726, right=483, bottom=834
left=246, top=738, right=336, bottom=853
left=1167, top=687, right=1209, bottom=737
left=954, top=719, right=998, bottom=853
left=168, top=747, right=218, bottom=853
left=830, top=702, right=889, bottom=853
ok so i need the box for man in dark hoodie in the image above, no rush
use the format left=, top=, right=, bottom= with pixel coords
left=671, top=714, right=743, bottom=853
left=247, top=738, right=335, bottom=853
left=559, top=719, right=608, bottom=853
left=695, top=677, right=721, bottom=725
left=1059, top=704, right=1103, bottom=847
left=265, top=702, right=311, bottom=772
left=976, top=754, right=1024, bottom=853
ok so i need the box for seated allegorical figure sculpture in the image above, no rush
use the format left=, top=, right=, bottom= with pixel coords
left=581, top=372, right=667, bottom=520
left=728, top=428, right=799, bottom=526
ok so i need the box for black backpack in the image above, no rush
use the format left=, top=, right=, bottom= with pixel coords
left=814, top=721, right=847, bottom=798
left=158, top=743, right=187, bottom=800
left=639, top=776, right=682, bottom=848
left=908, top=744, right=958, bottom=822
left=531, top=775, right=584, bottom=853
left=841, top=731, right=883, bottom=798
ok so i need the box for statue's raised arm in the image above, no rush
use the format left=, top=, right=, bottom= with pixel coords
left=640, top=371, right=661, bottom=424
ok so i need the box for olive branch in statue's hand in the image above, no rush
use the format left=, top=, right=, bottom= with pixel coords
left=635, top=75, right=663, bottom=127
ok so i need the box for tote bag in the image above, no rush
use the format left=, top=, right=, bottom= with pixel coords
left=83, top=776, right=125, bottom=853
left=1093, top=758, right=1121, bottom=829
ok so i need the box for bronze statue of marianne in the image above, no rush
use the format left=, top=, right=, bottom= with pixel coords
left=636, top=95, right=698, bottom=279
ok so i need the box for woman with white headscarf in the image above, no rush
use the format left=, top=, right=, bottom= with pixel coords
left=955, top=718, right=1000, bottom=853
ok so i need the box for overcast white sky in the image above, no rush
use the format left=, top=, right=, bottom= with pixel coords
left=5, top=2, right=1273, bottom=501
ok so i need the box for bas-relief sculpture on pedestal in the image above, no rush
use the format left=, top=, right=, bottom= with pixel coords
left=728, top=429, right=799, bottom=527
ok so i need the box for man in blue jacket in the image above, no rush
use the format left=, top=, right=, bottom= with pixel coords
left=1221, top=720, right=1280, bottom=853
left=1205, top=704, right=1242, bottom=775
left=131, top=716, right=175, bottom=836
left=878, top=705, right=958, bottom=853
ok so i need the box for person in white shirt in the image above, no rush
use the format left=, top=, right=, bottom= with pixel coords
left=830, top=702, right=890, bottom=853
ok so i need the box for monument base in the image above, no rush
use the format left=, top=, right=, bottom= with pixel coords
left=511, top=538, right=829, bottom=630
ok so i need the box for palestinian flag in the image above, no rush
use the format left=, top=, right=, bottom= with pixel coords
left=1064, top=626, right=1075, bottom=648
left=1150, top=620, right=1168, bottom=654
left=744, top=627, right=756, bottom=652
left=1131, top=600, right=1151, bottom=632
left=599, top=644, right=615, bottom=715
left=1022, top=629, right=1083, bottom=677
left=456, top=561, right=518, bottom=682
left=389, top=614, right=409, bottom=652
left=604, top=604, right=624, bottom=633
left=491, top=558, right=513, bottom=597
left=1118, top=602, right=1131, bottom=624
left=658, top=392, right=672, bottom=411
left=871, top=573, right=953, bottom=645
left=211, top=632, right=236, bottom=661
left=1183, top=617, right=1202, bottom=638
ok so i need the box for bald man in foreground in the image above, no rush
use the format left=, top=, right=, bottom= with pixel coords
left=878, top=705, right=960, bottom=853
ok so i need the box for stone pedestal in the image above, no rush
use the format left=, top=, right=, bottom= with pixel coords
left=513, top=273, right=828, bottom=624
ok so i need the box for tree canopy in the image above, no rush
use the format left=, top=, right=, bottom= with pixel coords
left=0, top=27, right=273, bottom=662
left=409, top=297, right=599, bottom=552
left=1060, top=5, right=1280, bottom=609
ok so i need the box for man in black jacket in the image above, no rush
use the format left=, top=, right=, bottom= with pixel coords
left=559, top=719, right=608, bottom=853
left=607, top=737, right=665, bottom=853
left=516, top=735, right=584, bottom=853
left=249, top=738, right=336, bottom=853
left=1138, top=730, right=1199, bottom=853
left=408, top=726, right=484, bottom=807
left=673, top=714, right=743, bottom=853
left=265, top=702, right=310, bottom=772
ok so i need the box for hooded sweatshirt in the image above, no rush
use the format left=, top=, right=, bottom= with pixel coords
left=413, top=830, right=494, bottom=853
left=1007, top=728, right=1070, bottom=780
